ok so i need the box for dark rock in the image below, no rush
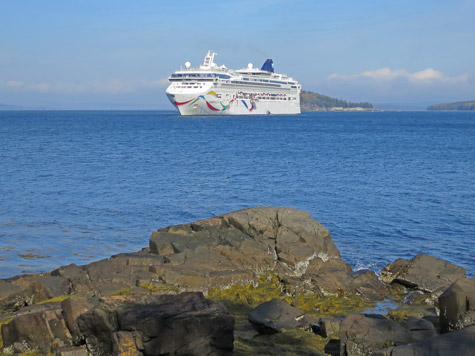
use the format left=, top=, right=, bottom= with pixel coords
left=380, top=254, right=466, bottom=293
left=402, top=316, right=436, bottom=342
left=380, top=258, right=410, bottom=285
left=60, top=296, right=94, bottom=344
left=351, top=269, right=389, bottom=301
left=317, top=317, right=341, bottom=338
left=373, top=324, right=475, bottom=356
left=77, top=292, right=234, bottom=356
left=324, top=339, right=341, bottom=356
left=249, top=298, right=316, bottom=333
left=112, top=331, right=144, bottom=356
left=52, top=264, right=91, bottom=294
left=305, top=261, right=389, bottom=301
left=11, top=275, right=70, bottom=299
left=339, top=314, right=413, bottom=356
left=2, top=304, right=72, bottom=353
left=0, top=275, right=70, bottom=313
left=439, top=277, right=475, bottom=332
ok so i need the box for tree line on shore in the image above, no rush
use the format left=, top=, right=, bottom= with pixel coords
left=300, top=90, right=373, bottom=111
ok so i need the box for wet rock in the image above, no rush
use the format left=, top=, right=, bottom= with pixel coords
left=380, top=254, right=466, bottom=293
left=402, top=316, right=436, bottom=342
left=339, top=313, right=413, bottom=356
left=373, top=324, right=475, bottom=356
left=77, top=292, right=234, bottom=356
left=439, top=277, right=475, bottom=332
left=249, top=298, right=316, bottom=334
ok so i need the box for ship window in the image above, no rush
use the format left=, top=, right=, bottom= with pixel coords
left=291, top=86, right=297, bottom=88
left=243, top=78, right=249, bottom=81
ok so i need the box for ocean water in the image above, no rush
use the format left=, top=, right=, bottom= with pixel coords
left=0, top=110, right=474, bottom=279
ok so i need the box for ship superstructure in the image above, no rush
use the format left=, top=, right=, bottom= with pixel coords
left=166, top=51, right=301, bottom=115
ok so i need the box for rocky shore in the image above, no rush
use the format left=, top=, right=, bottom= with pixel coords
left=0, top=207, right=473, bottom=355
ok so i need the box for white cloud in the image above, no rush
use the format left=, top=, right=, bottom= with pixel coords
left=6, top=80, right=24, bottom=88
left=329, top=67, right=470, bottom=84
left=1, top=78, right=169, bottom=94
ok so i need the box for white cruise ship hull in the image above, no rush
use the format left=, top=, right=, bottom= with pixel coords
left=166, top=51, right=301, bottom=116
left=166, top=92, right=301, bottom=116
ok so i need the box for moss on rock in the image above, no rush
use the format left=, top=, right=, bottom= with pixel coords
left=208, top=273, right=284, bottom=307
left=293, top=293, right=373, bottom=318
left=234, top=328, right=330, bottom=356
left=207, top=273, right=373, bottom=355
left=36, top=295, right=71, bottom=305
left=139, top=284, right=179, bottom=293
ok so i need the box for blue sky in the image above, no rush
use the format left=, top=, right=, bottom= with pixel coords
left=1, top=0, right=474, bottom=109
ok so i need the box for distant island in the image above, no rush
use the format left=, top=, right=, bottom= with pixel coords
left=427, top=100, right=475, bottom=111
left=300, top=90, right=374, bottom=112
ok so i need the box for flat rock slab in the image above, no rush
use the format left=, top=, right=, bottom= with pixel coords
left=249, top=298, right=315, bottom=333
left=380, top=254, right=466, bottom=293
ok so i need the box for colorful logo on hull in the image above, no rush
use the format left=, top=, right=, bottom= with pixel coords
left=175, top=92, right=256, bottom=112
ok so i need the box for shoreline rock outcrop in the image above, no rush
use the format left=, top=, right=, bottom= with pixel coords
left=0, top=206, right=473, bottom=355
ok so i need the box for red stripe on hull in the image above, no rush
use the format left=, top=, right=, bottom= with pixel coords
left=175, top=99, right=193, bottom=106
left=206, top=101, right=220, bottom=111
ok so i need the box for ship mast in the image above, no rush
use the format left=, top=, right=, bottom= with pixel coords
left=201, top=50, right=217, bottom=69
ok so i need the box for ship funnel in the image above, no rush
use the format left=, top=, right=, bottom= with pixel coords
left=261, top=59, right=274, bottom=72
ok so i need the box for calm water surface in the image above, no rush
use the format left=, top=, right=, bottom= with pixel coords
left=0, top=110, right=474, bottom=278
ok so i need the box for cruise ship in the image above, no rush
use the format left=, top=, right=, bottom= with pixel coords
left=166, top=51, right=301, bottom=116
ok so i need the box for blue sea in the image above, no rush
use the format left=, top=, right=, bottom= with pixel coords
left=0, top=110, right=474, bottom=279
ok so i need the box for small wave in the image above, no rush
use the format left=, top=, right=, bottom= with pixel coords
left=353, top=260, right=379, bottom=272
